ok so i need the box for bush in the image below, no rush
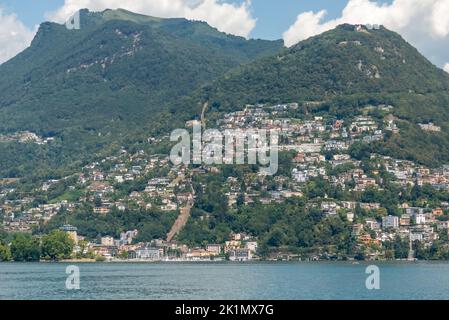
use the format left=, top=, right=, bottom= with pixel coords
left=41, top=231, right=74, bottom=261
left=0, top=242, right=11, bottom=262
left=10, top=234, right=41, bottom=262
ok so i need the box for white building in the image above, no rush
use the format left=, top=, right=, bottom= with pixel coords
left=414, top=213, right=426, bottom=225
left=101, top=236, right=115, bottom=246
left=135, top=246, right=161, bottom=260
left=245, top=242, right=258, bottom=253
left=229, top=249, right=253, bottom=262
left=382, top=215, right=399, bottom=229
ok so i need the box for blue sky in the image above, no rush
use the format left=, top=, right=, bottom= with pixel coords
left=0, top=0, right=65, bottom=28
left=250, top=0, right=356, bottom=40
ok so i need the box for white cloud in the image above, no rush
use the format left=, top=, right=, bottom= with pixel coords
left=444, top=63, right=449, bottom=73
left=283, top=10, right=329, bottom=48
left=0, top=9, right=35, bottom=64
left=283, top=0, right=449, bottom=68
left=48, top=0, right=256, bottom=38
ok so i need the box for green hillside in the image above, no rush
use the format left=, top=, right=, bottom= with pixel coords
left=191, top=24, right=449, bottom=108
left=0, top=9, right=283, bottom=178
left=178, top=24, right=449, bottom=166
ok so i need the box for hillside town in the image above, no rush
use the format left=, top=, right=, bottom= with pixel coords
left=0, top=131, right=54, bottom=145
left=1, top=102, right=449, bottom=261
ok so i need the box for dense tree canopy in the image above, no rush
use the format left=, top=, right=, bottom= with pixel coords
left=41, top=230, right=74, bottom=261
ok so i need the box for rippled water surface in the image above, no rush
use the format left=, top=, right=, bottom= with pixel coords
left=0, top=262, right=448, bottom=300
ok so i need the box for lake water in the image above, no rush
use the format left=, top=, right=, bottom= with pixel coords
left=0, top=262, right=448, bottom=300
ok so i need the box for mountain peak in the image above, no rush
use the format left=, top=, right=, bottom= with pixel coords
left=95, top=8, right=167, bottom=24
left=180, top=22, right=449, bottom=121
left=292, top=23, right=399, bottom=51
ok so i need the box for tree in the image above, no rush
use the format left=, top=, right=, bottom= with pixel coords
left=0, top=242, right=11, bottom=261
left=266, top=228, right=286, bottom=247
left=135, top=223, right=165, bottom=242
left=392, top=236, right=409, bottom=259
left=354, top=250, right=366, bottom=261
left=10, top=233, right=41, bottom=262
left=349, top=142, right=372, bottom=160
left=236, top=194, right=245, bottom=207
left=94, top=196, right=102, bottom=208
left=41, top=231, right=74, bottom=261
left=117, top=251, right=130, bottom=260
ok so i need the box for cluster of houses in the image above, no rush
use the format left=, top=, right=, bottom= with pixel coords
left=0, top=131, right=54, bottom=145
left=0, top=149, right=193, bottom=232
left=419, top=122, right=441, bottom=132
left=1, top=201, right=71, bottom=233
left=1, top=101, right=449, bottom=260
left=215, top=103, right=449, bottom=256
left=323, top=200, right=447, bottom=254
left=63, top=225, right=258, bottom=262
left=72, top=151, right=193, bottom=213
left=214, top=103, right=448, bottom=208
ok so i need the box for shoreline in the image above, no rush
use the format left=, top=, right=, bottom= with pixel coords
left=0, top=259, right=426, bottom=264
